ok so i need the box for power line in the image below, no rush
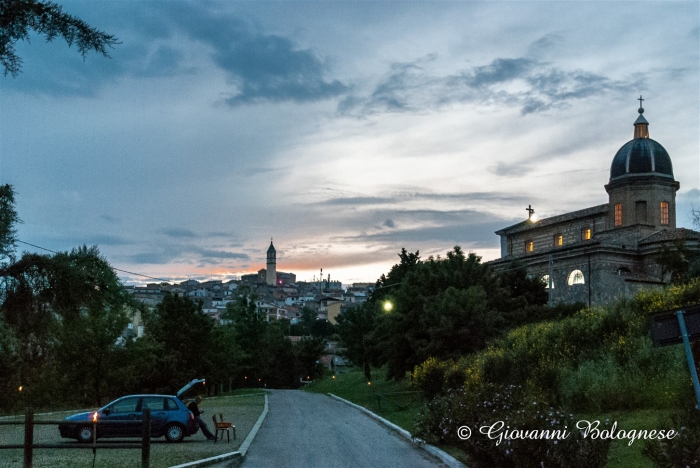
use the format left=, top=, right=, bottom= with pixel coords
left=16, top=240, right=173, bottom=283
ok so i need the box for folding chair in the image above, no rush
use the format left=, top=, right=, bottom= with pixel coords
left=212, top=414, right=235, bottom=442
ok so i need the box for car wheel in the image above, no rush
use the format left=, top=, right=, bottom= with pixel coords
left=164, top=423, right=185, bottom=443
left=77, top=425, right=94, bottom=443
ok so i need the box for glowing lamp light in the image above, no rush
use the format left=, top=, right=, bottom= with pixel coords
left=244, top=376, right=248, bottom=380
left=92, top=412, right=98, bottom=423
left=332, top=375, right=336, bottom=379
left=18, top=386, right=22, bottom=392
left=383, top=301, right=393, bottom=312
left=367, top=382, right=371, bottom=386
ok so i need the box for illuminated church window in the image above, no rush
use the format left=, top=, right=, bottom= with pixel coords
left=660, top=201, right=669, bottom=225
left=567, top=270, right=585, bottom=285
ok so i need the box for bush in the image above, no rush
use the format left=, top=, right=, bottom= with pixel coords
left=412, top=357, right=450, bottom=399
left=642, top=406, right=700, bottom=467
left=414, top=383, right=610, bottom=468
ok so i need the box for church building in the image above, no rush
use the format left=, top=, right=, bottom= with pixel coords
left=240, top=240, right=297, bottom=286
left=489, top=99, right=700, bottom=307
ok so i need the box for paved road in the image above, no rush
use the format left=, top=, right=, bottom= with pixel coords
left=241, top=390, right=446, bottom=468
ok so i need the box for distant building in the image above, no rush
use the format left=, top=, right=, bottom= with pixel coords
left=266, top=240, right=277, bottom=286
left=489, top=100, right=700, bottom=306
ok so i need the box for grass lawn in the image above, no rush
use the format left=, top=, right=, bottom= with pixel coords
left=305, top=368, right=670, bottom=468
left=585, top=409, right=667, bottom=468
left=304, top=368, right=423, bottom=431
left=0, top=390, right=265, bottom=468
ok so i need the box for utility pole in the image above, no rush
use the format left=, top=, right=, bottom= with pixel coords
left=548, top=255, right=553, bottom=307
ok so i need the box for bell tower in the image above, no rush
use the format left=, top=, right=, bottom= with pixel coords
left=605, top=98, right=679, bottom=229
left=266, top=240, right=277, bottom=286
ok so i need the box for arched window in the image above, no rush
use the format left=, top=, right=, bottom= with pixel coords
left=541, top=275, right=554, bottom=289
left=567, top=270, right=585, bottom=285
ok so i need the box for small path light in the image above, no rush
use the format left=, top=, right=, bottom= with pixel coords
left=382, top=301, right=393, bottom=312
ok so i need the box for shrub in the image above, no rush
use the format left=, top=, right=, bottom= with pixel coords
left=414, top=383, right=610, bottom=468
left=642, top=406, right=700, bottom=467
left=412, top=357, right=468, bottom=399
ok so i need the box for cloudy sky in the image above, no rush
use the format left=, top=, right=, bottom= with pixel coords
left=1, top=1, right=698, bottom=285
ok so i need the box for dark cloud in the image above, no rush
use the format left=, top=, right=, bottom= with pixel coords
left=321, top=196, right=395, bottom=205
left=383, top=218, right=395, bottom=228
left=527, top=33, right=564, bottom=55
left=468, top=58, right=535, bottom=87
left=159, top=228, right=198, bottom=238
left=158, top=3, right=347, bottom=106
left=205, top=231, right=232, bottom=238
left=1, top=34, right=189, bottom=97
left=128, top=251, right=176, bottom=265
left=488, top=161, right=535, bottom=177
left=345, top=50, right=643, bottom=116
left=197, top=249, right=249, bottom=260
left=318, top=191, right=527, bottom=207
left=3, top=2, right=346, bottom=104
left=127, top=244, right=249, bottom=265
left=243, top=167, right=277, bottom=177
left=336, top=220, right=507, bottom=247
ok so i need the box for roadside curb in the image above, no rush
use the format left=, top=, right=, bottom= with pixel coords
left=327, top=393, right=466, bottom=468
left=170, top=393, right=269, bottom=468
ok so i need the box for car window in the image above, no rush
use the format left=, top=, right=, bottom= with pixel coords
left=142, top=397, right=166, bottom=411
left=164, top=398, right=179, bottom=411
left=108, top=397, right=139, bottom=414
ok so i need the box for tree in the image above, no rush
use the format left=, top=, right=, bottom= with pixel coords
left=224, top=291, right=268, bottom=383
left=0, top=184, right=19, bottom=260
left=336, top=303, right=381, bottom=381
left=656, top=241, right=700, bottom=285
left=146, top=294, right=218, bottom=394
left=0, top=245, right=134, bottom=406
left=0, top=0, right=118, bottom=76
left=369, top=246, right=550, bottom=380
left=294, top=336, right=325, bottom=381
left=51, top=246, right=133, bottom=405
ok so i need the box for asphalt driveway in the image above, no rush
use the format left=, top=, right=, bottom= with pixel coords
left=241, top=390, right=446, bottom=468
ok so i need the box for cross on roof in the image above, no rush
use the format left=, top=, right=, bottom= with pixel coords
left=526, top=205, right=535, bottom=219
left=638, top=95, right=644, bottom=110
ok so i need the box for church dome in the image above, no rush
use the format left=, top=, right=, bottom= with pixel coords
left=609, top=102, right=674, bottom=181
left=610, top=138, right=673, bottom=180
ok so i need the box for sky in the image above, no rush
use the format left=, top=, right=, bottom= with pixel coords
left=1, top=1, right=698, bottom=286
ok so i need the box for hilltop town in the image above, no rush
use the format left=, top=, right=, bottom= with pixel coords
left=123, top=240, right=374, bottom=337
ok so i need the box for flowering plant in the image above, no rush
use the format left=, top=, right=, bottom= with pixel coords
left=414, top=383, right=610, bottom=468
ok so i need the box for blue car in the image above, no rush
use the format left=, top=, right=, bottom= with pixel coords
left=59, top=380, right=204, bottom=443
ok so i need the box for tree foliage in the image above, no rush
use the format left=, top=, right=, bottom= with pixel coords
left=656, top=240, right=700, bottom=285
left=145, top=294, right=219, bottom=394
left=336, top=303, right=381, bottom=381
left=0, top=0, right=118, bottom=76
left=0, top=184, right=19, bottom=260
left=0, top=244, right=135, bottom=407
left=355, top=246, right=550, bottom=381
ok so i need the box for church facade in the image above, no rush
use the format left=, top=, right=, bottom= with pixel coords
left=489, top=101, right=700, bottom=307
